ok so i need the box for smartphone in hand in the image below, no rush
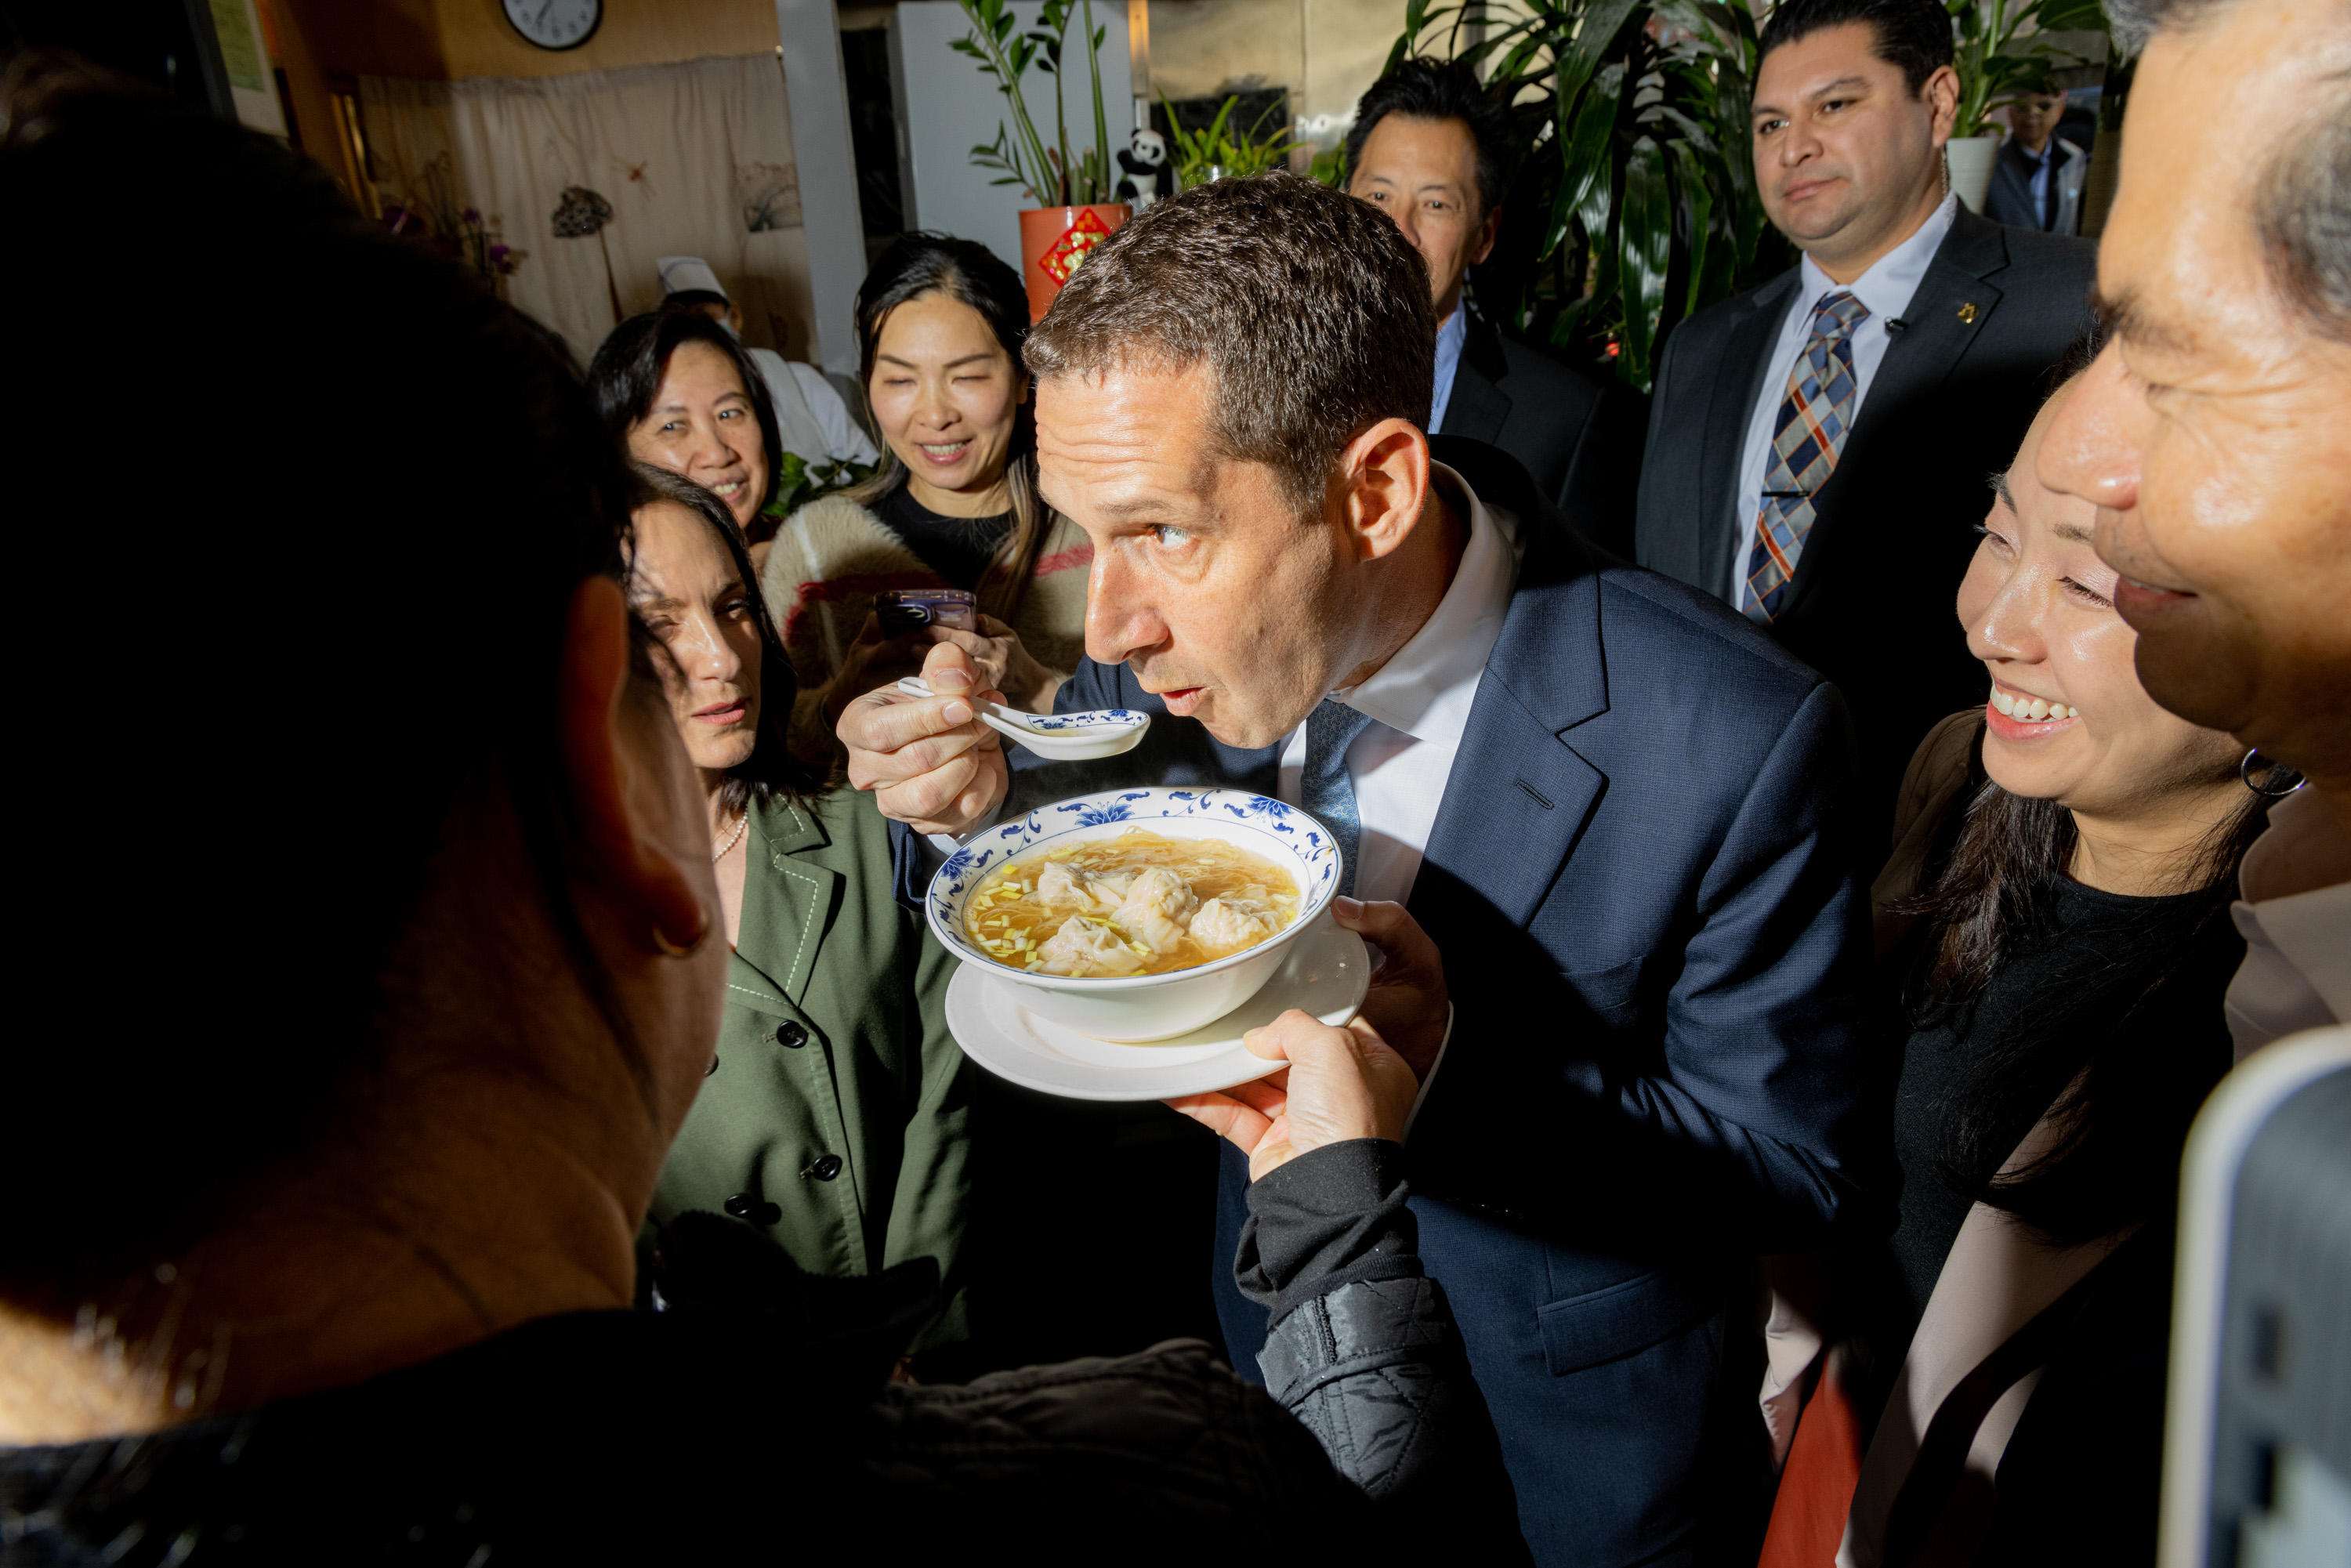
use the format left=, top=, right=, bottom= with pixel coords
left=875, top=588, right=978, bottom=636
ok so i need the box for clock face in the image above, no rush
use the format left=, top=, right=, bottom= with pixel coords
left=501, top=0, right=602, bottom=50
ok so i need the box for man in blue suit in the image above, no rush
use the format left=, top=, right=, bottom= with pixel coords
left=840, top=174, right=1876, bottom=1566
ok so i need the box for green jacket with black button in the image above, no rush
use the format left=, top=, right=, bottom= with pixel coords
left=650, top=784, right=970, bottom=1349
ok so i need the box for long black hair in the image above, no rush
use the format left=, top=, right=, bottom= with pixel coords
left=625, top=462, right=820, bottom=805
left=589, top=310, right=786, bottom=540
left=1901, top=718, right=2268, bottom=1247
left=1889, top=311, right=2280, bottom=1246
left=843, top=232, right=1052, bottom=622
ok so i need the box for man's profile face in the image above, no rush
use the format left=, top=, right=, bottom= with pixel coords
left=1751, top=22, right=1952, bottom=266
left=2037, top=3, right=2351, bottom=780
left=1349, top=114, right=1498, bottom=320
left=1035, top=363, right=1360, bottom=750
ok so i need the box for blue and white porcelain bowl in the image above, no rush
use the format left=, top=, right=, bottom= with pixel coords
left=926, top=786, right=1343, bottom=1042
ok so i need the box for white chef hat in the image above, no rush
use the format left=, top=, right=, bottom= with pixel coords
left=656, top=255, right=728, bottom=301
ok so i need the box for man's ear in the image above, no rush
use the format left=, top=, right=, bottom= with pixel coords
left=1338, top=418, right=1433, bottom=563
left=1471, top=202, right=1503, bottom=268
left=560, top=576, right=708, bottom=954
left=1924, top=63, right=1962, bottom=147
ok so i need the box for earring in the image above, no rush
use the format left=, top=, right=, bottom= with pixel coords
left=2241, top=748, right=2306, bottom=798
left=653, top=914, right=712, bottom=958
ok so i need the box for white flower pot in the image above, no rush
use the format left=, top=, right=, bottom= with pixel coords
left=1947, top=135, right=2000, bottom=215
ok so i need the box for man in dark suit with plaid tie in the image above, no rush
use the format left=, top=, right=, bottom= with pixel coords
left=839, top=174, right=1877, bottom=1565
left=1635, top=0, right=2096, bottom=853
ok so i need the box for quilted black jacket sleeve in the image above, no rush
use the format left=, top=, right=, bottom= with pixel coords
left=1241, top=1140, right=1531, bottom=1561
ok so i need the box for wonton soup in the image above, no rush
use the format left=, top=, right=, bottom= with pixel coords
left=964, top=829, right=1301, bottom=977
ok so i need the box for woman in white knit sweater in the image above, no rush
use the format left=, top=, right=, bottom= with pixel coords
left=763, top=234, right=1089, bottom=762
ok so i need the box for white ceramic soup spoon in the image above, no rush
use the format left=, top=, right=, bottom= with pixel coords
left=895, top=677, right=1151, bottom=761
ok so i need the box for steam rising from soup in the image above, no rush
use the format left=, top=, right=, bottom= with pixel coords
left=965, top=829, right=1301, bottom=977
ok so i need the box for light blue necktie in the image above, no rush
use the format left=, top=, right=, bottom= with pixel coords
left=1302, top=698, right=1376, bottom=897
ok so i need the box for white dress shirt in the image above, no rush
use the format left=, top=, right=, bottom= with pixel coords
left=1274, top=461, right=1521, bottom=904
left=2224, top=788, right=2351, bottom=1060
left=1429, top=306, right=1469, bottom=435
left=1276, top=462, right=1521, bottom=1131
left=1728, top=192, right=1959, bottom=600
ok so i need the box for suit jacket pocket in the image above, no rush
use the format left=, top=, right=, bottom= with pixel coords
left=1538, top=1267, right=1724, bottom=1377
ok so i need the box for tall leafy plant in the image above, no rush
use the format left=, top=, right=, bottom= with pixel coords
left=1946, top=0, right=2109, bottom=137
left=1387, top=0, right=1783, bottom=391
left=955, top=0, right=1117, bottom=207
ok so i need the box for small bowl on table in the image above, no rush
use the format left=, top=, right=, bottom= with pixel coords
left=925, top=786, right=1342, bottom=1043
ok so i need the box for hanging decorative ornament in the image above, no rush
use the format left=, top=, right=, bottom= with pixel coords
left=551, top=185, right=614, bottom=237
left=550, top=185, right=624, bottom=325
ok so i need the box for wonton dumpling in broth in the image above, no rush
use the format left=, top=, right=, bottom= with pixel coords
left=1034, top=915, right=1148, bottom=976
left=963, top=828, right=1301, bottom=977
left=1037, top=861, right=1134, bottom=914
left=1190, top=889, right=1281, bottom=955
left=1111, top=867, right=1198, bottom=955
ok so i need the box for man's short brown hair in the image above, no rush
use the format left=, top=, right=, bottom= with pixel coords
left=1024, top=172, right=1437, bottom=516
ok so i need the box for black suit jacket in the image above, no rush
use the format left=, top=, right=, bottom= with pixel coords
left=1634, top=208, right=2096, bottom=853
left=1440, top=311, right=1640, bottom=553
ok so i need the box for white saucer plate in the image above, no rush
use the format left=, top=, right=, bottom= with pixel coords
left=944, top=916, right=1370, bottom=1101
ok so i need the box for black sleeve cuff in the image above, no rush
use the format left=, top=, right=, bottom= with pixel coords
left=888, top=818, right=928, bottom=914
left=1233, top=1139, right=1422, bottom=1323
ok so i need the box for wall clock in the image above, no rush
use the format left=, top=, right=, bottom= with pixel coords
left=501, top=0, right=602, bottom=51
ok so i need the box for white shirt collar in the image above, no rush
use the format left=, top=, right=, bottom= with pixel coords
left=1796, top=190, right=1958, bottom=328
left=1330, top=462, right=1520, bottom=745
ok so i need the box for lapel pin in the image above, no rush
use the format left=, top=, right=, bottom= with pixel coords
left=1957, top=302, right=1980, bottom=324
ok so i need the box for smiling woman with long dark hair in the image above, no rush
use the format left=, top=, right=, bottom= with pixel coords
left=1762, top=351, right=2269, bottom=1568
left=758, top=234, right=1092, bottom=753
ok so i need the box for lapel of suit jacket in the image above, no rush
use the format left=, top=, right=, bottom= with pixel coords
left=1778, top=210, right=2011, bottom=617
left=1439, top=312, right=1513, bottom=446
left=1698, top=270, right=1801, bottom=599
left=1420, top=526, right=1609, bottom=930
left=731, top=792, right=842, bottom=1011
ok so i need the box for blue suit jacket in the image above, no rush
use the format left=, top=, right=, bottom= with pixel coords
left=927, top=439, right=1878, bottom=1566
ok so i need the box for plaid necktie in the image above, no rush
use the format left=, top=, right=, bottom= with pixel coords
left=1302, top=698, right=1376, bottom=898
left=1742, top=291, right=1871, bottom=623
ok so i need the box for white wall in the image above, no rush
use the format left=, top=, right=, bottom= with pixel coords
left=894, top=1, right=1136, bottom=274
left=776, top=0, right=868, bottom=373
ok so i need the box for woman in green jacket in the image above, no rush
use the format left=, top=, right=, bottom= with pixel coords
left=624, top=462, right=970, bottom=1352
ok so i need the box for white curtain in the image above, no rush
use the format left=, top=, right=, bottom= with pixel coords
left=360, top=56, right=817, bottom=373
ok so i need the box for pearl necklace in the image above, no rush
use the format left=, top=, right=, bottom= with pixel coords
left=712, top=812, right=748, bottom=863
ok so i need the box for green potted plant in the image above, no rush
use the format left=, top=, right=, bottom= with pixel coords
left=1942, top=0, right=2107, bottom=212
left=1159, top=92, right=1304, bottom=190
left=954, top=0, right=1128, bottom=319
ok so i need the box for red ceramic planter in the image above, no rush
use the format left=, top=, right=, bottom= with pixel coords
left=1018, top=203, right=1131, bottom=320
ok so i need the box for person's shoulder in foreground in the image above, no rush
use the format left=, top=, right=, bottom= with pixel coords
left=2, top=1132, right=1524, bottom=1567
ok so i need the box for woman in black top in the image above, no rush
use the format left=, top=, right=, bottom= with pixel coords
left=757, top=236, right=1091, bottom=753
left=1762, top=362, right=2278, bottom=1568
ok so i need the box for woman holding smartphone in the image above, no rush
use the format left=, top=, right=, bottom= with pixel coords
left=762, top=234, right=1088, bottom=757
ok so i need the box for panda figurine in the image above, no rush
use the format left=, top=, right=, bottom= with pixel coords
left=1114, top=128, right=1175, bottom=211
